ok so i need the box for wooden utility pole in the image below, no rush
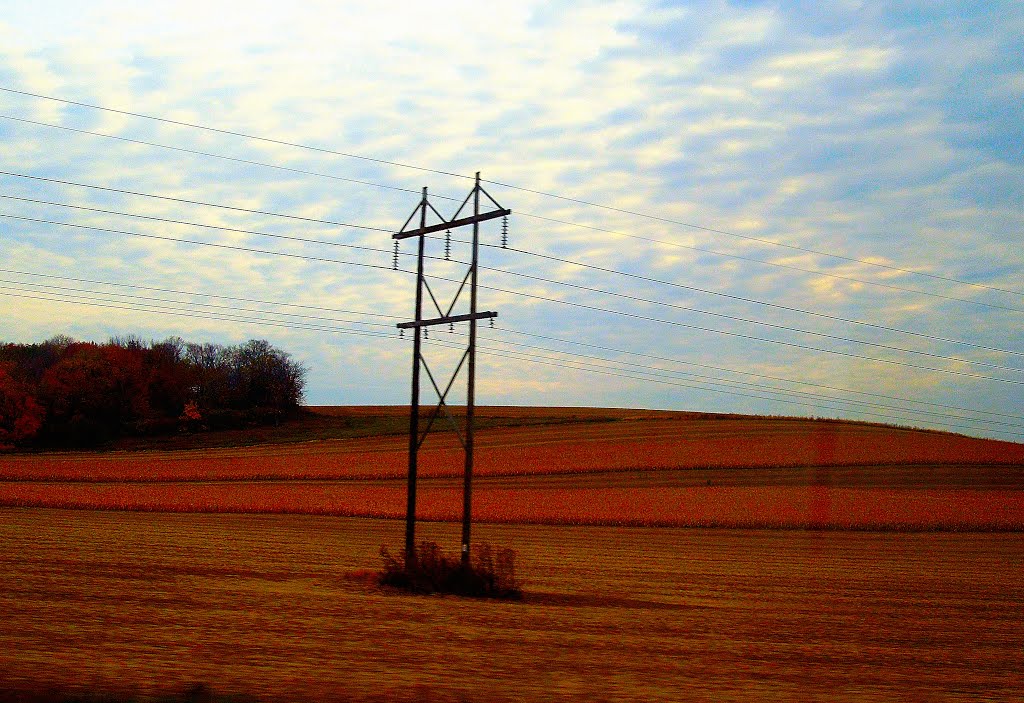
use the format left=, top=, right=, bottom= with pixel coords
left=393, top=173, right=510, bottom=565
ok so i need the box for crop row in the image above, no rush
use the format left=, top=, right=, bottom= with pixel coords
left=2, top=482, right=1021, bottom=530
left=3, top=421, right=1023, bottom=482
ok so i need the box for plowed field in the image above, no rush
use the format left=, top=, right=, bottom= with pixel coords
left=1, top=509, right=1021, bottom=702
left=2, top=408, right=1023, bottom=529
left=2, top=409, right=1023, bottom=700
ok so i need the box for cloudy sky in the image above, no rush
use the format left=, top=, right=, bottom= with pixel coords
left=1, top=0, right=1022, bottom=440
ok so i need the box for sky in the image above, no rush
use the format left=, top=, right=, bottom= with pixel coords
left=0, top=0, right=1022, bottom=440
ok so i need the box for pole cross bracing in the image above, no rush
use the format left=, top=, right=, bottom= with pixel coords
left=393, top=172, right=510, bottom=566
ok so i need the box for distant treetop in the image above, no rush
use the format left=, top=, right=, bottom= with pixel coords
left=0, top=335, right=306, bottom=448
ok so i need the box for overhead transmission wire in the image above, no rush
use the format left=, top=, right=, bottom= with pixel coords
left=505, top=212, right=1024, bottom=314
left=2, top=89, right=1020, bottom=298
left=471, top=238, right=1024, bottom=348
left=2, top=133, right=1021, bottom=318
left=477, top=338, right=1024, bottom=434
left=463, top=337, right=1024, bottom=433
left=0, top=170, right=392, bottom=232
left=1, top=98, right=1017, bottom=435
left=3, top=123, right=1020, bottom=315
left=8, top=273, right=968, bottom=418
left=487, top=324, right=1024, bottom=422
left=0, top=267, right=404, bottom=320
left=8, top=266, right=1023, bottom=426
left=8, top=191, right=1024, bottom=362
left=4, top=283, right=1021, bottom=439
left=0, top=280, right=399, bottom=331
left=0, top=290, right=398, bottom=342
left=0, top=114, right=433, bottom=200
left=483, top=185, right=1024, bottom=297
left=0, top=212, right=397, bottom=274
left=0, top=193, right=396, bottom=257
left=4, top=210, right=1024, bottom=386
left=474, top=262, right=1024, bottom=368
left=420, top=337, right=1024, bottom=439
left=3, top=190, right=1022, bottom=366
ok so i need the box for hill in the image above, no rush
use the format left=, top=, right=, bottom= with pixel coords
left=1, top=407, right=1022, bottom=530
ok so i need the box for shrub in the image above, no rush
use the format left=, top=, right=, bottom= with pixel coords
left=379, top=540, right=522, bottom=600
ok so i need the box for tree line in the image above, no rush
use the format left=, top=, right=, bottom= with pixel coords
left=0, top=335, right=307, bottom=448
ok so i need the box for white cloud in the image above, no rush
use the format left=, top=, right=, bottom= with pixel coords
left=0, top=1, right=1022, bottom=438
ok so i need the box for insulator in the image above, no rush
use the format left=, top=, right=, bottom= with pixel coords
left=392, top=241, right=399, bottom=270
left=399, top=328, right=404, bottom=338
left=449, top=322, right=454, bottom=333
left=501, top=215, right=508, bottom=249
left=423, top=327, right=428, bottom=339
left=444, top=230, right=451, bottom=260
left=489, top=317, right=495, bottom=328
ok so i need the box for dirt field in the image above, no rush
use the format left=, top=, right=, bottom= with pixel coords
left=3, top=409, right=1023, bottom=529
left=2, top=410, right=1022, bottom=699
left=1, top=508, right=1021, bottom=702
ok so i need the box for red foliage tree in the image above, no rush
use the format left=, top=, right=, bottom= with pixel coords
left=2, top=335, right=307, bottom=447
left=38, top=343, right=148, bottom=445
left=0, top=362, right=44, bottom=448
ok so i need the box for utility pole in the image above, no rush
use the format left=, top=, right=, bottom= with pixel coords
left=393, top=173, right=510, bottom=566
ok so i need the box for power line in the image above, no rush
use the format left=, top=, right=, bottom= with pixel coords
left=489, top=325, right=1024, bottom=423
left=5, top=115, right=1020, bottom=313
left=8, top=287, right=1018, bottom=438
left=0, top=290, right=398, bottom=342
left=12, top=190, right=1024, bottom=362
left=511, top=212, right=1024, bottom=314
left=0, top=281, right=398, bottom=330
left=6, top=281, right=1021, bottom=439
left=483, top=183, right=1024, bottom=298
left=424, top=337, right=1024, bottom=439
left=468, top=336, right=1024, bottom=433
left=4, top=86, right=1019, bottom=298
left=476, top=262, right=1024, bottom=368
left=10, top=280, right=877, bottom=417
left=0, top=169, right=392, bottom=232
left=0, top=87, right=467, bottom=179
left=6, top=211, right=1024, bottom=386
left=0, top=212, right=396, bottom=273
left=473, top=238, right=1024, bottom=345
left=0, top=193, right=400, bottom=257
left=0, top=114, right=448, bottom=202
left=25, top=275, right=1000, bottom=424
left=6, top=191, right=1019, bottom=364
left=9, top=265, right=1021, bottom=426
left=0, top=268, right=404, bottom=319
left=453, top=273, right=1024, bottom=385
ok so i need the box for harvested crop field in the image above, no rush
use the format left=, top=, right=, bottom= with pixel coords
left=2, top=408, right=1023, bottom=700
left=1, top=509, right=1022, bottom=702
left=3, top=408, right=1023, bottom=530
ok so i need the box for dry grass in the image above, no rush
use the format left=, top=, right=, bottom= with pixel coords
left=1, top=508, right=1022, bottom=702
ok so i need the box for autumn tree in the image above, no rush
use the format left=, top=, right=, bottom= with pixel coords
left=0, top=362, right=44, bottom=448
left=1, top=335, right=308, bottom=447
left=227, top=339, right=306, bottom=411
left=38, top=342, right=148, bottom=446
